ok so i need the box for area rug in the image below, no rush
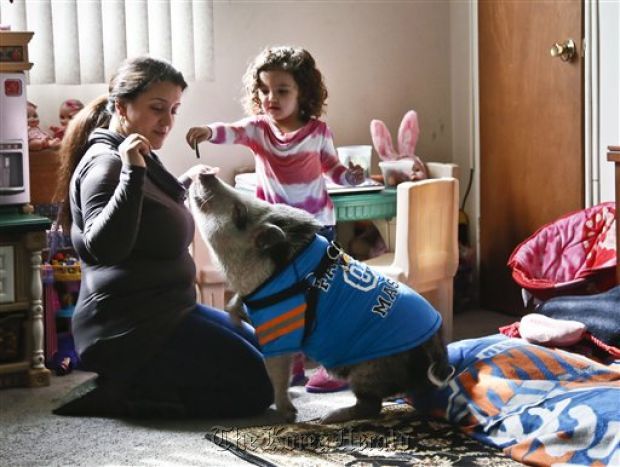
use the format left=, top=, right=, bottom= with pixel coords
left=204, top=404, right=522, bottom=466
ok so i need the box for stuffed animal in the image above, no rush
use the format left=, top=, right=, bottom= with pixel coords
left=370, top=110, right=428, bottom=183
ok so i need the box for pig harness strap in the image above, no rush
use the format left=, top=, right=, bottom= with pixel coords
left=242, top=235, right=443, bottom=368
left=243, top=238, right=341, bottom=344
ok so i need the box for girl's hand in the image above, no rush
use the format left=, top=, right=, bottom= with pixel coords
left=345, top=162, right=365, bottom=185
left=118, top=133, right=150, bottom=168
left=186, top=126, right=212, bottom=149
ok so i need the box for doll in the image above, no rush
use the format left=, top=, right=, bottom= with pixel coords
left=49, top=99, right=84, bottom=140
left=27, top=101, right=61, bottom=151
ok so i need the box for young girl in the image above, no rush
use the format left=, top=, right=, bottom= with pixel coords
left=186, top=45, right=364, bottom=241
left=186, top=45, right=362, bottom=392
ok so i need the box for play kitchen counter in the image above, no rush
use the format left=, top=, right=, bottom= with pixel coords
left=0, top=208, right=51, bottom=388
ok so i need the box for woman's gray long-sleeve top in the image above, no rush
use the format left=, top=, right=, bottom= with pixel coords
left=69, top=129, right=196, bottom=379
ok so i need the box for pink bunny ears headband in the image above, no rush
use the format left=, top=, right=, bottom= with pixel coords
left=370, top=110, right=420, bottom=161
left=370, top=110, right=428, bottom=180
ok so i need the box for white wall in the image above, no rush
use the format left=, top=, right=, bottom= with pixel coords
left=450, top=0, right=475, bottom=231
left=599, top=0, right=620, bottom=203
left=26, top=1, right=455, bottom=272
left=24, top=0, right=617, bottom=283
left=27, top=1, right=453, bottom=186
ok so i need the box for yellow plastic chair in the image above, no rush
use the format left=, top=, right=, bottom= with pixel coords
left=365, top=177, right=460, bottom=342
left=373, top=162, right=460, bottom=251
left=426, top=162, right=460, bottom=180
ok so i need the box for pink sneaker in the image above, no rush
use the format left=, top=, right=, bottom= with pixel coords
left=305, top=366, right=349, bottom=393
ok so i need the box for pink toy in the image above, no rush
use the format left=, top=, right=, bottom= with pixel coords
left=519, top=313, right=586, bottom=347
left=508, top=202, right=616, bottom=303
left=27, top=101, right=61, bottom=151
left=370, top=110, right=428, bottom=181
left=50, top=99, right=84, bottom=140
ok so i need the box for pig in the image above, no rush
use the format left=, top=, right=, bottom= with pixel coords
left=189, top=169, right=453, bottom=424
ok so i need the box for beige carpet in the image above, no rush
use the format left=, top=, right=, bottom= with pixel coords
left=0, top=308, right=516, bottom=466
left=0, top=369, right=360, bottom=466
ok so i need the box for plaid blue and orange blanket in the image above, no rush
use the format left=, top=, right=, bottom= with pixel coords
left=430, top=334, right=620, bottom=466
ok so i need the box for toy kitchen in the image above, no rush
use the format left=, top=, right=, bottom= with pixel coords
left=0, top=30, right=52, bottom=389
left=0, top=30, right=32, bottom=207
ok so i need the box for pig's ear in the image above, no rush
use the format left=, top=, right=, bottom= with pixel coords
left=256, top=225, right=292, bottom=268
left=254, top=223, right=287, bottom=252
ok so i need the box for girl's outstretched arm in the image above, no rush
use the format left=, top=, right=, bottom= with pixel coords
left=186, top=126, right=213, bottom=149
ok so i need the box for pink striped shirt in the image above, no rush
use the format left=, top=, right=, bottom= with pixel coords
left=208, top=116, right=350, bottom=226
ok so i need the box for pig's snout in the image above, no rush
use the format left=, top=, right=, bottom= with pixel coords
left=198, top=170, right=218, bottom=186
left=193, top=170, right=220, bottom=201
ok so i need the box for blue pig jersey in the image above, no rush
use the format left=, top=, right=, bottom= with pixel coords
left=244, top=235, right=442, bottom=368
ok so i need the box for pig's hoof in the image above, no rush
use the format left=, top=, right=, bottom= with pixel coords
left=320, top=406, right=380, bottom=424
left=277, top=407, right=297, bottom=423
left=320, top=408, right=354, bottom=424
left=276, top=401, right=297, bottom=423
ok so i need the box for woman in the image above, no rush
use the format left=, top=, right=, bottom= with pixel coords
left=54, top=56, right=273, bottom=418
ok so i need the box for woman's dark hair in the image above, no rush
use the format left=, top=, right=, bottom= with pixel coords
left=242, top=46, right=328, bottom=121
left=55, top=56, right=187, bottom=231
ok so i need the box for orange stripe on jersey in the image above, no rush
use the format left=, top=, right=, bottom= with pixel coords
left=256, top=304, right=307, bottom=346
left=259, top=318, right=305, bottom=346
left=255, top=303, right=306, bottom=334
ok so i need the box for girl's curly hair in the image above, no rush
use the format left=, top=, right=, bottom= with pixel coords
left=242, top=46, right=328, bottom=121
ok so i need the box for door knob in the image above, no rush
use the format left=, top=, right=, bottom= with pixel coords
left=550, top=39, right=576, bottom=62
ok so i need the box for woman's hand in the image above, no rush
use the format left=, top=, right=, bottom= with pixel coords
left=118, top=133, right=151, bottom=168
left=186, top=126, right=212, bottom=149
left=345, top=162, right=365, bottom=185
